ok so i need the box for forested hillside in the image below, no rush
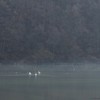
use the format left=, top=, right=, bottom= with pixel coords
left=0, top=0, right=100, bottom=63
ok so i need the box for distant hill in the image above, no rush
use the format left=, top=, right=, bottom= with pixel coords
left=0, top=0, right=100, bottom=63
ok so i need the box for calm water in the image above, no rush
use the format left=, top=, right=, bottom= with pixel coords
left=0, top=64, right=100, bottom=100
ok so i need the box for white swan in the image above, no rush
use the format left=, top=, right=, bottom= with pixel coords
left=34, top=73, right=38, bottom=77
left=28, top=72, right=32, bottom=76
left=37, top=71, right=41, bottom=75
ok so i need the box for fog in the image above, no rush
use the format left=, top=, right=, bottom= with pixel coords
left=0, top=0, right=100, bottom=100
left=0, top=62, right=100, bottom=75
left=0, top=63, right=100, bottom=100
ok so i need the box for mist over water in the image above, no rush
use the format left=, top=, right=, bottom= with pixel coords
left=0, top=63, right=100, bottom=100
left=0, top=0, right=100, bottom=100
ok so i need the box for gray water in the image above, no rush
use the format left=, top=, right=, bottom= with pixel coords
left=0, top=63, right=100, bottom=100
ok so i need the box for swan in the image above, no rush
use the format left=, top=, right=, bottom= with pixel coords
left=37, top=71, right=41, bottom=75
left=28, top=72, right=32, bottom=76
left=34, top=73, right=38, bottom=77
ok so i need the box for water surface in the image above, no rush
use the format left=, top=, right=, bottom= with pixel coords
left=0, top=63, right=100, bottom=100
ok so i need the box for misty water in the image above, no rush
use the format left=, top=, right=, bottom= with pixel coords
left=0, top=63, right=100, bottom=100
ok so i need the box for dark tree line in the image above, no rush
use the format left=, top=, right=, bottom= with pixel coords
left=0, top=0, right=100, bottom=63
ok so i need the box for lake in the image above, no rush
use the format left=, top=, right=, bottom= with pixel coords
left=0, top=63, right=100, bottom=100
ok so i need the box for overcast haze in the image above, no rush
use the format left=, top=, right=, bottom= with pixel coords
left=1, top=1, right=100, bottom=100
